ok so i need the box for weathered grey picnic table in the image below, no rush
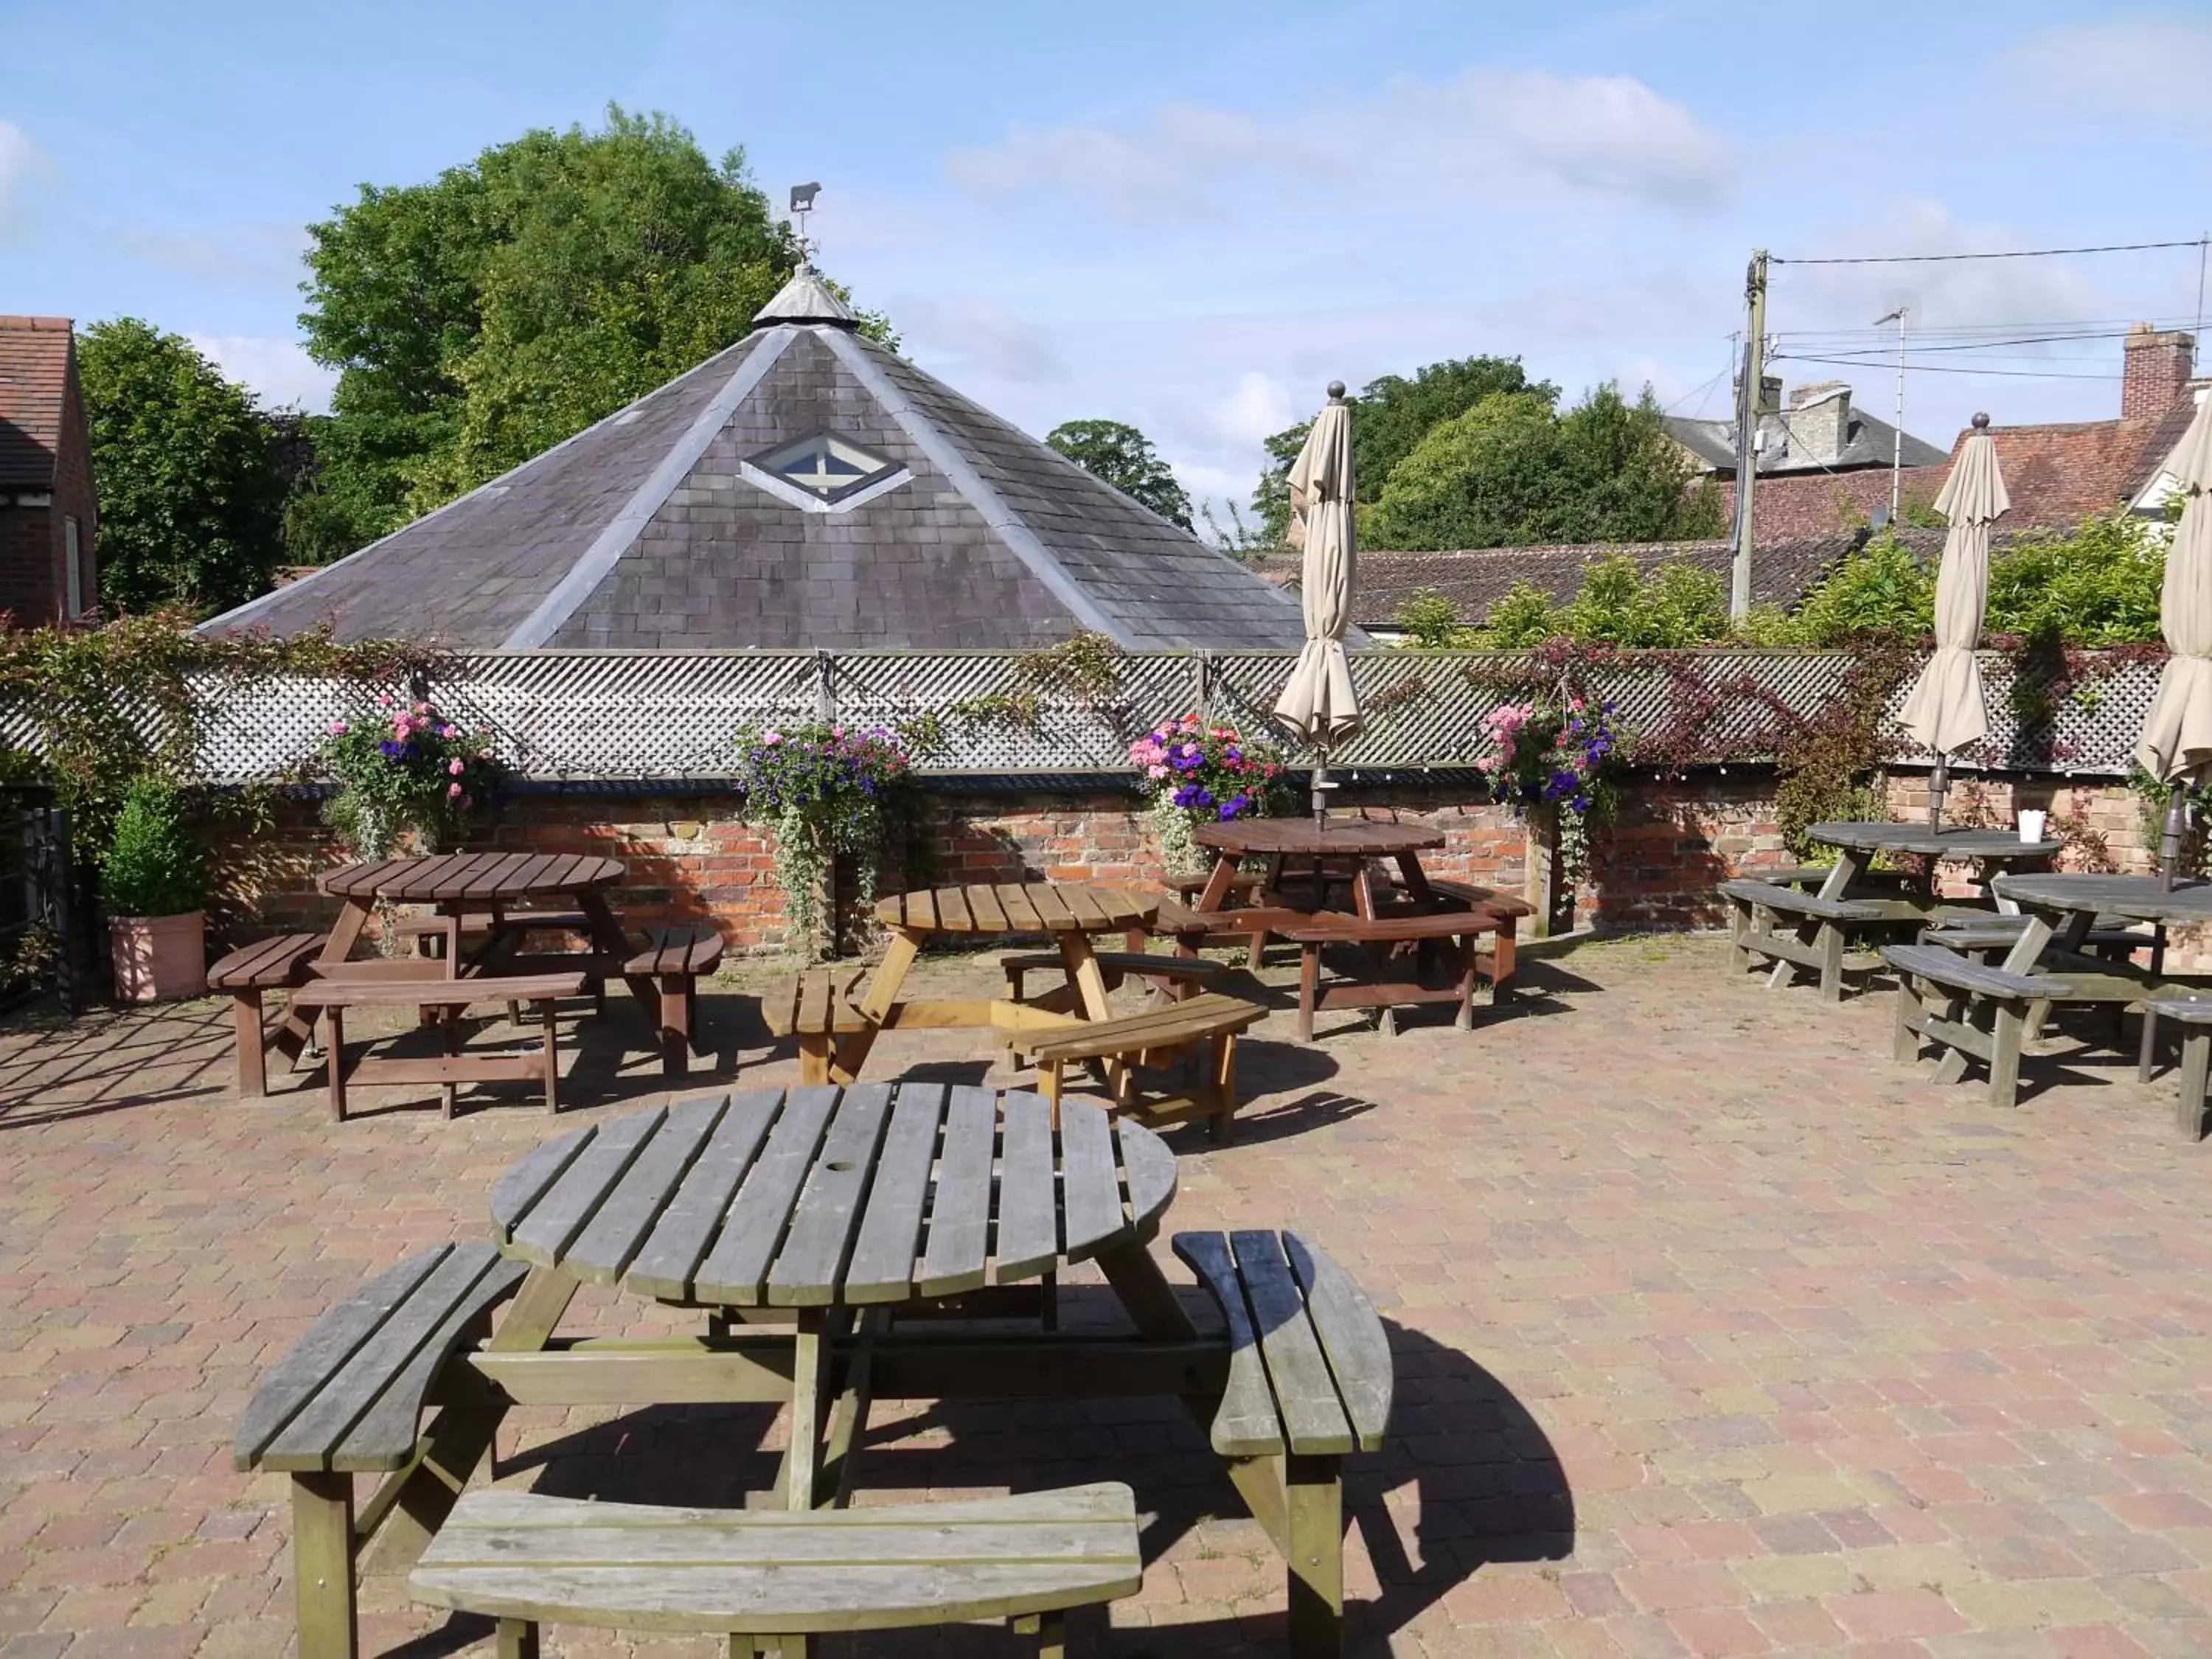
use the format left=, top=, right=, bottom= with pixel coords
left=1806, top=821, right=2065, bottom=907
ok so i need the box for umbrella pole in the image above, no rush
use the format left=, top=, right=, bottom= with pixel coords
left=1311, top=751, right=1331, bottom=826
left=1927, top=754, right=1949, bottom=831
left=2161, top=790, right=2188, bottom=891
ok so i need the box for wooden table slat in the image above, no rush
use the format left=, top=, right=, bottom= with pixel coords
left=1231, top=1230, right=1355, bottom=1454
left=1057, top=1099, right=1129, bottom=1258
left=1193, top=819, right=1444, bottom=858
left=562, top=1096, right=730, bottom=1286
left=1116, top=1119, right=1178, bottom=1234
left=840, top=1083, right=953, bottom=1303
left=915, top=1085, right=999, bottom=1298
left=997, top=884, right=1046, bottom=933
left=992, top=1091, right=1060, bottom=1283
left=766, top=1084, right=899, bottom=1306
left=625, top=1091, right=790, bottom=1301
left=1025, top=883, right=1077, bottom=929
left=1059, top=883, right=1110, bottom=931
left=963, top=885, right=1011, bottom=934
left=692, top=1086, right=844, bottom=1305
left=1171, top=1233, right=1285, bottom=1456
left=490, top=1127, right=597, bottom=1238
left=507, top=1108, right=669, bottom=1267
left=937, top=886, right=973, bottom=933
left=1284, top=1233, right=1393, bottom=1450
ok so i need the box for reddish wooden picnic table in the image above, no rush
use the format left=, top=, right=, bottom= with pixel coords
left=1190, top=815, right=1448, bottom=922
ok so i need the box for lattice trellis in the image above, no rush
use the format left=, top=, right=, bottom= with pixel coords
left=150, top=647, right=2169, bottom=784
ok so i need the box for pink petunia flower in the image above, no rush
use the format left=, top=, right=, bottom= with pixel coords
left=327, top=719, right=348, bottom=735
left=447, top=782, right=462, bottom=797
left=448, top=758, right=465, bottom=775
left=1147, top=763, right=1168, bottom=779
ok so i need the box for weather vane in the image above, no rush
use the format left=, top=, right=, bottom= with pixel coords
left=789, top=182, right=821, bottom=268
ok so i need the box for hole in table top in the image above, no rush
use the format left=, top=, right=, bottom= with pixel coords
left=825, top=1160, right=855, bottom=1172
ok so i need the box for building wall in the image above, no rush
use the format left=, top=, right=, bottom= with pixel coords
left=0, top=344, right=97, bottom=627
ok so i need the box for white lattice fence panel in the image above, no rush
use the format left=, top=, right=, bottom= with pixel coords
left=445, top=653, right=819, bottom=778
left=829, top=653, right=1200, bottom=772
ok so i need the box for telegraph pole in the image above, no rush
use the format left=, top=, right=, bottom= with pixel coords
left=1875, top=306, right=1908, bottom=524
left=1731, top=248, right=1769, bottom=618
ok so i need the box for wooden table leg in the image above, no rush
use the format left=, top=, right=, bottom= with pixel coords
left=780, top=1307, right=832, bottom=1512
left=1095, top=1239, right=1197, bottom=1341
left=1285, top=1452, right=1346, bottom=1658
left=233, top=989, right=268, bottom=1098
left=277, top=899, right=372, bottom=1057
left=1056, top=930, right=1131, bottom=1099
left=574, top=887, right=658, bottom=1009
left=834, top=926, right=922, bottom=1081
left=1195, top=851, right=1242, bottom=913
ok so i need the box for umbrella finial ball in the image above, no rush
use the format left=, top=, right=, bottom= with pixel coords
left=1327, top=380, right=1346, bottom=402
left=1972, top=411, right=1991, bottom=430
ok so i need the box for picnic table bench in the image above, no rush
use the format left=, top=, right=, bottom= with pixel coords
left=1884, top=945, right=2073, bottom=1108
left=233, top=1242, right=529, bottom=1659
left=1720, top=878, right=1933, bottom=1001
left=1175, top=1230, right=1393, bottom=1654
left=208, top=932, right=327, bottom=1097
left=411, top=1484, right=1143, bottom=1657
left=1281, top=907, right=1510, bottom=1039
left=2132, top=996, right=2212, bottom=1140
left=1004, top=990, right=1267, bottom=1141
left=622, top=923, right=726, bottom=1076
left=289, top=971, right=585, bottom=1120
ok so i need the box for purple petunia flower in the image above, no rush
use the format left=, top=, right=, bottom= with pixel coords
left=1172, top=784, right=1200, bottom=809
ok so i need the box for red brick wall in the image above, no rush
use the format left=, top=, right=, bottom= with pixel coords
left=200, top=770, right=2180, bottom=956
left=2123, top=327, right=2194, bottom=423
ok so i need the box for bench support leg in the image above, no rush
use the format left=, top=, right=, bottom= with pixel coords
left=233, top=989, right=268, bottom=1098
left=325, top=1007, right=349, bottom=1124
left=1489, top=919, right=1516, bottom=1004
left=1014, top=1610, right=1068, bottom=1658
left=1893, top=977, right=1921, bottom=1063
left=1297, top=943, right=1320, bottom=1043
left=2180, top=1029, right=2211, bottom=1141
left=1285, top=1452, right=1345, bottom=1658
left=659, top=970, right=689, bottom=1077
left=540, top=999, right=561, bottom=1116
left=1989, top=1004, right=2025, bottom=1108
left=1208, top=1032, right=1237, bottom=1145
left=495, top=1618, right=540, bottom=1659
left=1818, top=920, right=1846, bottom=1003
left=289, top=1471, right=358, bottom=1659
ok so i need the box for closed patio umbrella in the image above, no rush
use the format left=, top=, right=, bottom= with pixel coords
left=1899, top=412, right=2009, bottom=827
left=1273, top=383, right=1361, bottom=819
left=2136, top=394, right=2212, bottom=884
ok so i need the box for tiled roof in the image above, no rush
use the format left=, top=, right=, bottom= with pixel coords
left=1664, top=406, right=1949, bottom=477
left=204, top=279, right=1313, bottom=652
left=0, top=316, right=75, bottom=491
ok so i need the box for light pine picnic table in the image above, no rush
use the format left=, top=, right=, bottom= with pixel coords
left=479, top=1084, right=1186, bottom=1512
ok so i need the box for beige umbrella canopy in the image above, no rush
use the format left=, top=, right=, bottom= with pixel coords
left=1898, top=412, right=2010, bottom=826
left=1273, top=383, right=1362, bottom=814
left=2135, top=396, right=2212, bottom=877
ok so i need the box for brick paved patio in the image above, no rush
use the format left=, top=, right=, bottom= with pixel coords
left=5, top=934, right=2212, bottom=1658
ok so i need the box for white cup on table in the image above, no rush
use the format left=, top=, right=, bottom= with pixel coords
left=2017, top=807, right=2048, bottom=844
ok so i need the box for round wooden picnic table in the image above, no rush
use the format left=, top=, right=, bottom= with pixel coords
left=1993, top=872, right=2212, bottom=928
left=1190, top=813, right=1448, bottom=925
left=1805, top=821, right=2064, bottom=906
left=484, top=1082, right=1186, bottom=1509
left=821, top=882, right=1157, bottom=1083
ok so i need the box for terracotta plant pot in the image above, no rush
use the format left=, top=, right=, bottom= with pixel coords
left=108, top=911, right=208, bottom=1002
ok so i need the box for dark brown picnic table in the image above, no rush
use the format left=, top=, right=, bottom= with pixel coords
left=1190, top=814, right=1448, bottom=921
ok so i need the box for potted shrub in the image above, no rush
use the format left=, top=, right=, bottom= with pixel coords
left=102, top=778, right=210, bottom=1001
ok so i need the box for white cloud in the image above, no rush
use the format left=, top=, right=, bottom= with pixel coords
left=1204, top=372, right=1298, bottom=450
left=117, top=222, right=310, bottom=285
left=891, top=293, right=1065, bottom=384
left=0, top=119, right=54, bottom=238
left=2008, top=16, right=2212, bottom=119
left=189, top=334, right=337, bottom=414
left=943, top=66, right=1731, bottom=224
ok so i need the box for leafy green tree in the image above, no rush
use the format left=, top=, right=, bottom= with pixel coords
left=294, top=105, right=802, bottom=557
left=1254, top=355, right=1551, bottom=543
left=1365, top=383, right=1720, bottom=552
left=1785, top=533, right=1935, bottom=644
left=1985, top=513, right=2163, bottom=645
left=1482, top=582, right=1568, bottom=648
left=77, top=319, right=285, bottom=613
left=1562, top=555, right=1729, bottom=647
left=1045, top=419, right=1193, bottom=529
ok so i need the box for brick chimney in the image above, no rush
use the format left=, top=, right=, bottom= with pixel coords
left=1787, top=381, right=1852, bottom=465
left=2123, top=324, right=2195, bottom=421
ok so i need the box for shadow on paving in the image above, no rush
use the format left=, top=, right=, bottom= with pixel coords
left=465, top=1309, right=1570, bottom=1657
left=0, top=998, right=232, bottom=1130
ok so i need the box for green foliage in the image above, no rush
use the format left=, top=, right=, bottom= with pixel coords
left=1365, top=383, right=1718, bottom=552
left=1253, top=355, right=1551, bottom=543
left=1482, top=583, right=1569, bottom=649
left=1127, top=714, right=1297, bottom=872
left=1045, top=420, right=1192, bottom=529
left=732, top=722, right=917, bottom=958
left=1782, top=532, right=1935, bottom=646
left=77, top=319, right=286, bottom=613
left=1394, top=591, right=1482, bottom=649
left=1984, top=512, right=2163, bottom=646
left=297, top=105, right=810, bottom=554
left=0, top=608, right=442, bottom=862
left=1560, top=555, right=1728, bottom=649
left=99, top=778, right=209, bottom=917
left=1770, top=637, right=1921, bottom=855
left=316, top=698, right=501, bottom=858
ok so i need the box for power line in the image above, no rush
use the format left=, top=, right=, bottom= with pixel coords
left=1774, top=237, right=2208, bottom=266
left=1771, top=352, right=2123, bottom=381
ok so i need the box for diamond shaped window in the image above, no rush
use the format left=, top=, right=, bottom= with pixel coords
left=748, top=431, right=903, bottom=505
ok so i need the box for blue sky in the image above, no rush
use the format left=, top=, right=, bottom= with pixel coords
left=7, top=1, right=2210, bottom=518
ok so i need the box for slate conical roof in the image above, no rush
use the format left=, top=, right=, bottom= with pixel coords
left=207, top=273, right=1312, bottom=651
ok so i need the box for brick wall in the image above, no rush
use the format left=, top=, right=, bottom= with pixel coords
left=200, top=769, right=2182, bottom=956
left=0, top=340, right=97, bottom=627
left=2122, top=327, right=2195, bottom=423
